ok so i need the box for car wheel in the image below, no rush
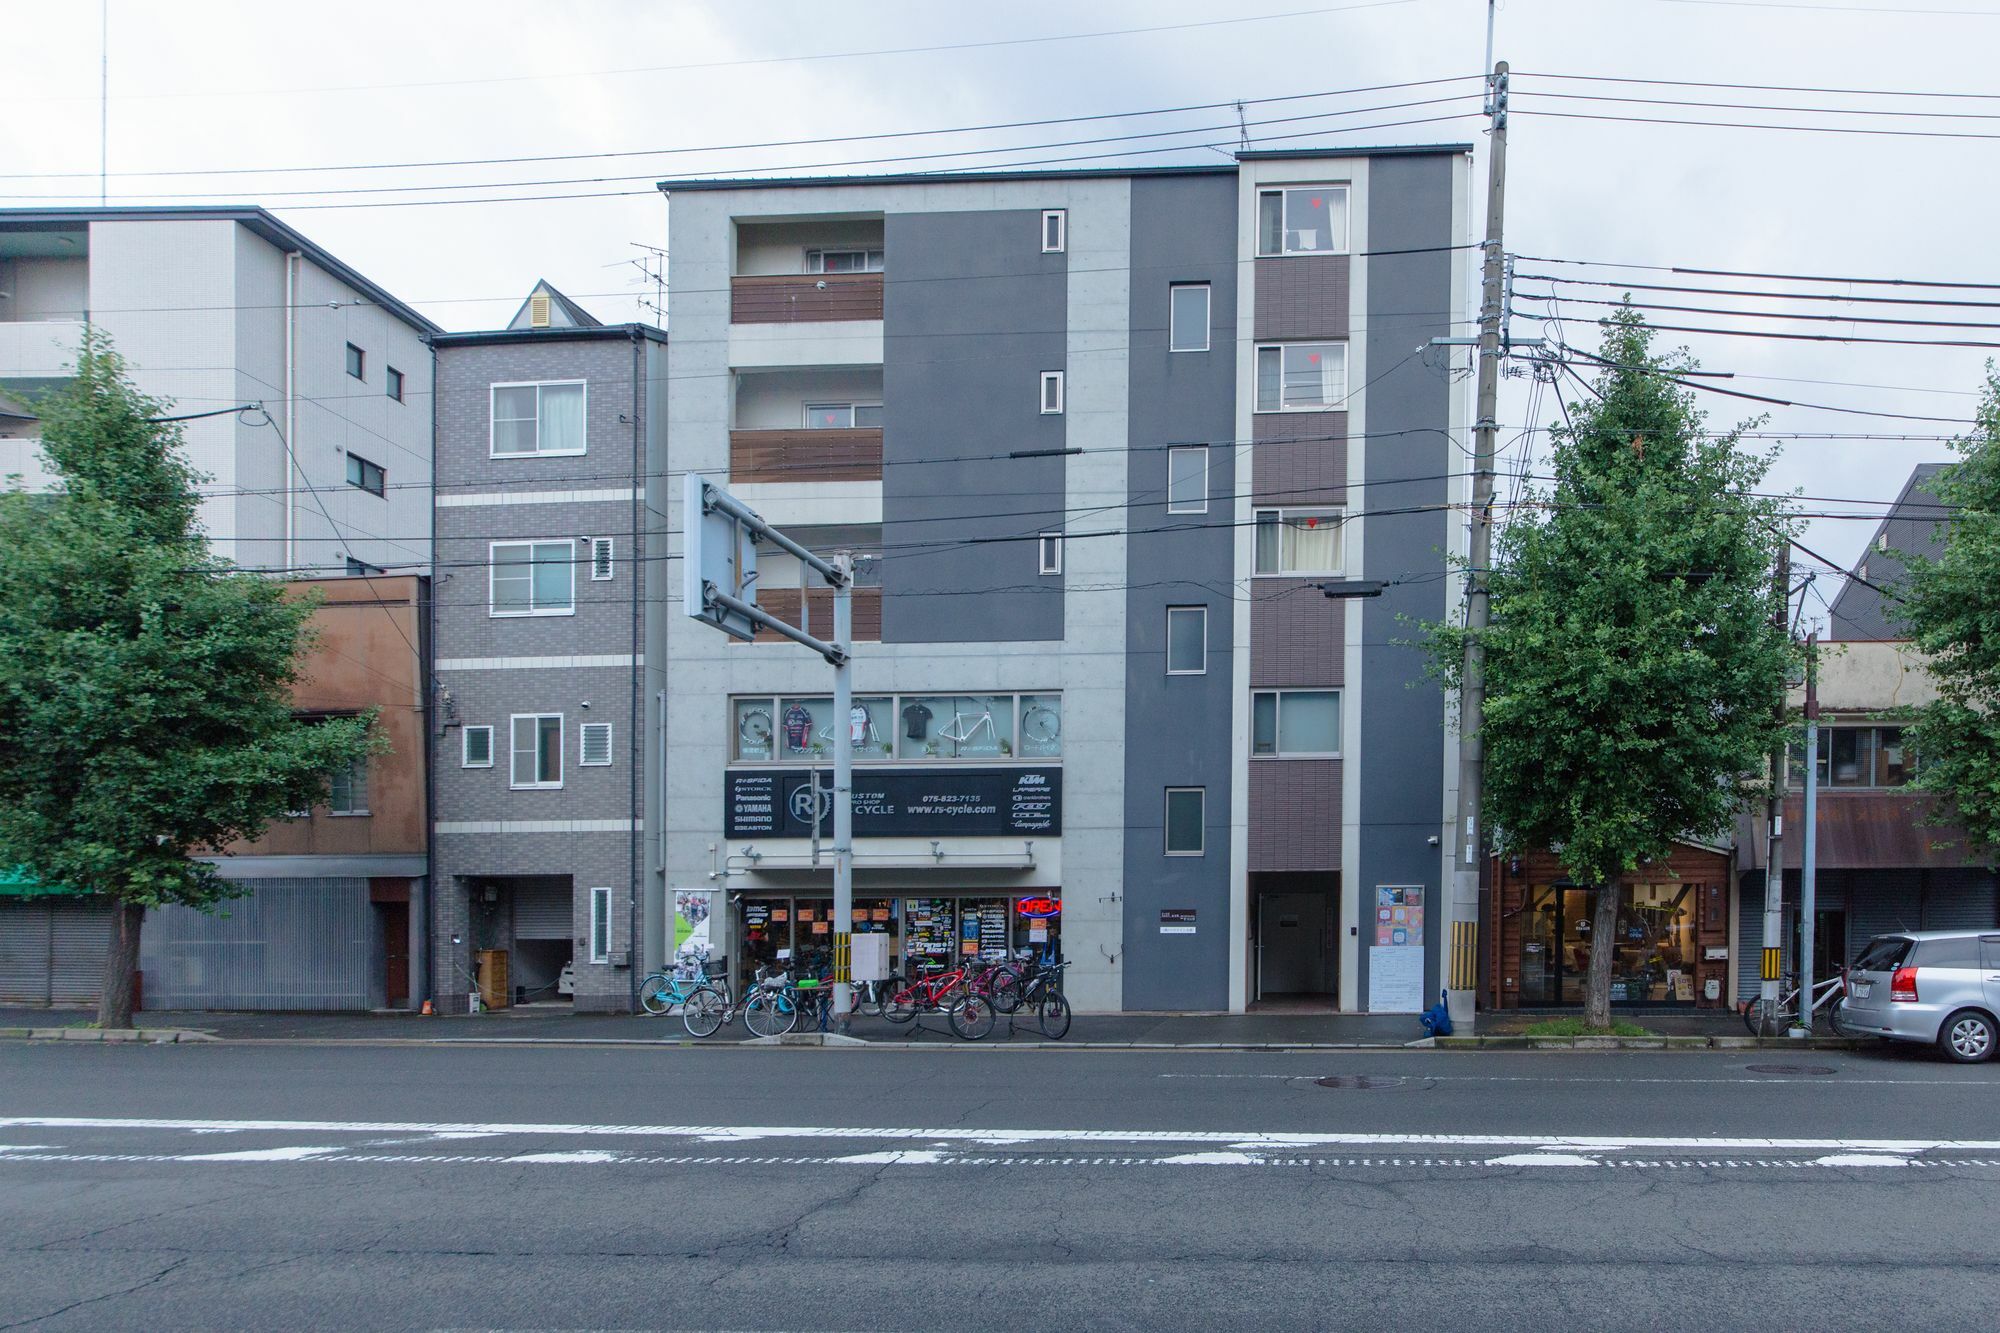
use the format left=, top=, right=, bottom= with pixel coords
left=1937, top=1009, right=1997, bottom=1064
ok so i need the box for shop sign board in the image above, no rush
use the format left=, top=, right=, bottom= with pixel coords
left=1159, top=908, right=1197, bottom=936
left=1016, top=896, right=1061, bottom=919
left=724, top=767, right=1062, bottom=838
left=1367, top=884, right=1427, bottom=1013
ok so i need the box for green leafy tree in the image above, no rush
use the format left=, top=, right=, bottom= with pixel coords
left=0, top=334, right=376, bottom=1027
left=1424, top=311, right=1798, bottom=1027
left=1898, top=367, right=2000, bottom=859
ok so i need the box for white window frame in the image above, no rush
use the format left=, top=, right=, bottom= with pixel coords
left=1253, top=508, right=1346, bottom=577
left=580, top=721, right=614, bottom=767
left=589, top=536, right=614, bottom=582
left=1255, top=184, right=1351, bottom=257
left=489, top=539, right=577, bottom=617
left=1165, top=606, right=1207, bottom=676
left=489, top=379, right=588, bottom=458
left=1038, top=533, right=1063, bottom=576
left=589, top=886, right=612, bottom=964
left=801, top=402, right=883, bottom=429
left=1040, top=371, right=1065, bottom=415
left=1252, top=689, right=1343, bottom=758
left=462, top=725, right=494, bottom=769
left=328, top=756, right=369, bottom=816
left=1164, top=787, right=1205, bottom=857
left=1255, top=342, right=1349, bottom=413
left=1166, top=445, right=1208, bottom=514
left=1041, top=209, right=1067, bottom=254
left=1168, top=283, right=1211, bottom=353
left=510, top=713, right=565, bottom=790
left=804, top=248, right=883, bottom=274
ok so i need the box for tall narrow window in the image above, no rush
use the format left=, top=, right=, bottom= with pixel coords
left=345, top=343, right=365, bottom=380
left=1165, top=787, right=1205, bottom=856
left=580, top=721, right=613, bottom=767
left=590, top=537, right=614, bottom=581
left=1167, top=446, right=1208, bottom=514
left=462, top=725, right=494, bottom=768
left=511, top=714, right=564, bottom=789
left=1168, top=283, right=1211, bottom=352
left=1165, top=606, right=1207, bottom=675
left=1040, top=371, right=1065, bottom=415
left=589, top=887, right=612, bottom=963
left=1042, top=209, right=1067, bottom=253
left=1038, top=533, right=1063, bottom=576
left=490, top=540, right=576, bottom=615
left=328, top=757, right=369, bottom=815
left=385, top=366, right=405, bottom=402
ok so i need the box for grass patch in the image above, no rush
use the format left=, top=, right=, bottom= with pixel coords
left=1521, top=1017, right=1653, bottom=1038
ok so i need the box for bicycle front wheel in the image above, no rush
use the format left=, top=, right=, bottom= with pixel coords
left=682, top=987, right=727, bottom=1038
left=744, top=991, right=796, bottom=1038
left=1825, top=996, right=1854, bottom=1038
left=639, top=974, right=675, bottom=1016
left=883, top=983, right=919, bottom=1024
left=986, top=967, right=1023, bottom=1014
left=1743, top=997, right=1768, bottom=1036
left=950, top=994, right=996, bottom=1041
left=1037, top=992, right=1072, bottom=1040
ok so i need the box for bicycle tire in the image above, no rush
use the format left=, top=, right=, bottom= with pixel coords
left=682, top=987, right=727, bottom=1038
left=950, top=994, right=996, bottom=1041
left=1037, top=992, right=1072, bottom=1040
left=744, top=990, right=796, bottom=1038
left=854, top=980, right=885, bottom=1019
left=1825, top=995, right=1854, bottom=1038
left=986, top=967, right=1023, bottom=1014
left=1743, top=997, right=1767, bottom=1036
left=1022, top=705, right=1061, bottom=744
left=639, top=974, right=676, bottom=1017
left=738, top=708, right=773, bottom=747
left=883, top=984, right=920, bottom=1024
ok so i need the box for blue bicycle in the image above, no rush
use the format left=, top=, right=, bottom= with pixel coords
left=639, top=960, right=724, bottom=1017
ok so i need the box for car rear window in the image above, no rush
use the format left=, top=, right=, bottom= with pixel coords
left=1914, top=936, right=1981, bottom=968
left=1853, top=936, right=1913, bottom=972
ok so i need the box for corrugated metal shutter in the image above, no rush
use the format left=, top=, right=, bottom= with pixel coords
left=140, top=880, right=375, bottom=1011
left=49, top=901, right=111, bottom=1003
left=1851, top=869, right=1925, bottom=951
left=0, top=903, right=54, bottom=1004
left=512, top=883, right=574, bottom=940
left=1922, top=868, right=2000, bottom=931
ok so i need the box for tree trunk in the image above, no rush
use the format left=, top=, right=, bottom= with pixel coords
left=1583, top=884, right=1621, bottom=1030
left=97, top=899, right=145, bottom=1029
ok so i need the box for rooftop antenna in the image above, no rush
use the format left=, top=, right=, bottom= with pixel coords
left=1235, top=99, right=1251, bottom=152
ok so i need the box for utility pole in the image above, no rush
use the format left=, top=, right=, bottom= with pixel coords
left=1798, top=630, right=1820, bottom=1035
left=1757, top=545, right=1791, bottom=1034
left=1445, top=56, right=1508, bottom=1030
left=829, top=552, right=855, bottom=1030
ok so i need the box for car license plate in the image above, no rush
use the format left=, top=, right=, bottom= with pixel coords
left=1850, top=981, right=1871, bottom=999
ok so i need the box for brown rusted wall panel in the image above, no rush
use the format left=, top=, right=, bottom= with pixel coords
left=1251, top=411, right=1347, bottom=506
left=1250, top=579, right=1345, bottom=688
left=730, top=427, right=883, bottom=483
left=1254, top=255, right=1350, bottom=340
left=1249, top=759, right=1342, bottom=872
left=731, top=274, right=884, bottom=323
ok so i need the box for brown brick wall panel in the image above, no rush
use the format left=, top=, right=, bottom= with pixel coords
left=1250, top=579, right=1345, bottom=688
left=1251, top=411, right=1347, bottom=506
left=730, top=427, right=883, bottom=483
left=1249, top=759, right=1342, bottom=872
left=1254, top=255, right=1350, bottom=341
left=732, top=274, right=884, bottom=323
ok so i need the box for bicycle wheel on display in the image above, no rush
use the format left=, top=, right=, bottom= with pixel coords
left=950, top=994, right=996, bottom=1041
left=1037, top=992, right=1072, bottom=1040
left=986, top=968, right=1023, bottom=1014
left=1023, top=706, right=1061, bottom=745
left=744, top=990, right=796, bottom=1038
left=639, top=975, right=675, bottom=1016
left=739, top=709, right=773, bottom=749
left=682, top=987, right=727, bottom=1038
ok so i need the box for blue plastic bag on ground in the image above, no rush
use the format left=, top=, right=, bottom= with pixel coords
left=1420, top=990, right=1454, bottom=1037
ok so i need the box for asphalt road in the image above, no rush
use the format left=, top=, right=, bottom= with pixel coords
left=3, top=1041, right=1997, bottom=1331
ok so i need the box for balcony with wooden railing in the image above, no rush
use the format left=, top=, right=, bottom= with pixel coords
left=731, top=272, right=884, bottom=324
left=729, top=427, right=883, bottom=484
left=749, top=586, right=883, bottom=644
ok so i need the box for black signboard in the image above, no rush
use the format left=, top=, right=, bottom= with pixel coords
left=725, top=767, right=1062, bottom=839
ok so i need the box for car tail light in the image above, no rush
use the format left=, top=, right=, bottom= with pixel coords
left=1891, top=965, right=1919, bottom=1003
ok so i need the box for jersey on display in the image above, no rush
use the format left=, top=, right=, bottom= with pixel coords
left=783, top=704, right=813, bottom=751
left=850, top=704, right=869, bottom=744
left=902, top=702, right=933, bottom=740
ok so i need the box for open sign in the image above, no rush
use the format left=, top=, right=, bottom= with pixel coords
left=1016, top=896, right=1061, bottom=919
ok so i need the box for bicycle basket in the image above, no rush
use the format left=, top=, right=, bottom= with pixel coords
left=702, top=960, right=729, bottom=981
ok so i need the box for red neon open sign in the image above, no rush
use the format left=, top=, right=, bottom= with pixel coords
left=1016, top=897, right=1061, bottom=919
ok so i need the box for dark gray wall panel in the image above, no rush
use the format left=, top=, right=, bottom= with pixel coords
left=881, top=211, right=1066, bottom=643
left=1120, top=174, right=1238, bottom=1011
left=1358, top=153, right=1457, bottom=1006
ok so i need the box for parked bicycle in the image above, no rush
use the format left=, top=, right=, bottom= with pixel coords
left=1743, top=968, right=1852, bottom=1036
left=638, top=959, right=723, bottom=1018
left=881, top=959, right=996, bottom=1039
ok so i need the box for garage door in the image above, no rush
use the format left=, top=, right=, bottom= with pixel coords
left=512, top=882, right=575, bottom=940
left=0, top=899, right=112, bottom=1005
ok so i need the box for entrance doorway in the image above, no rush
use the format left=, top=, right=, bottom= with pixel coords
left=378, top=901, right=409, bottom=1007
left=1255, top=887, right=1334, bottom=1002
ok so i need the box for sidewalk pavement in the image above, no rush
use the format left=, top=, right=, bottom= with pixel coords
left=0, top=1003, right=1756, bottom=1047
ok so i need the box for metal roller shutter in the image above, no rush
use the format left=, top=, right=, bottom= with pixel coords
left=1921, top=868, right=2000, bottom=931
left=49, top=901, right=112, bottom=1003
left=512, top=883, right=575, bottom=940
left=0, top=903, right=55, bottom=1004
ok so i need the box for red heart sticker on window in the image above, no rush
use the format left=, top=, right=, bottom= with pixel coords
left=1308, top=353, right=1320, bottom=364
left=1305, top=517, right=1319, bottom=528
left=1311, top=197, right=1322, bottom=207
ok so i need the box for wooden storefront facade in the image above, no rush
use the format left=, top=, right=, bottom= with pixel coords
left=1486, top=842, right=1733, bottom=1011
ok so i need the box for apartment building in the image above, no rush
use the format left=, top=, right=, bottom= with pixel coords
left=656, top=148, right=1473, bottom=1014
left=428, top=285, right=666, bottom=1013
left=0, top=207, right=437, bottom=574
left=1738, top=465, right=1999, bottom=995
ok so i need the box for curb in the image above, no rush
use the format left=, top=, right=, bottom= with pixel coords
left=4, top=1027, right=217, bottom=1044
left=1433, top=1034, right=1869, bottom=1050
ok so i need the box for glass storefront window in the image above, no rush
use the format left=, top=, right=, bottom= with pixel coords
left=776, top=696, right=833, bottom=759
left=735, top=693, right=1060, bottom=764
left=897, top=695, right=1013, bottom=760
left=1018, top=694, right=1062, bottom=758
left=1521, top=883, right=1700, bottom=1006
left=903, top=898, right=956, bottom=970
left=735, top=698, right=776, bottom=761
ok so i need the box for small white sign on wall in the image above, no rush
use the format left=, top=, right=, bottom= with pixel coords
left=1367, top=945, right=1425, bottom=1013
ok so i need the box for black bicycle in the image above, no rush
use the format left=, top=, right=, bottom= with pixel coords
left=1001, top=955, right=1071, bottom=1040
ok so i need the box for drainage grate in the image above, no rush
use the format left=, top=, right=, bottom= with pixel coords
left=1314, top=1075, right=1406, bottom=1090
left=1744, top=1063, right=1837, bottom=1076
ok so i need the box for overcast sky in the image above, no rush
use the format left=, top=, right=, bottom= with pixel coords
left=5, top=0, right=1997, bottom=609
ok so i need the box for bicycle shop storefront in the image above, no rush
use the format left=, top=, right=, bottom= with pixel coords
left=1484, top=842, right=1733, bottom=1011
left=734, top=892, right=1061, bottom=988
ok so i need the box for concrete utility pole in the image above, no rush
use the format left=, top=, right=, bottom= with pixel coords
left=1445, top=57, right=1508, bottom=1030
left=1798, top=630, right=1820, bottom=1034
left=1757, top=546, right=1791, bottom=1033
left=830, top=552, right=855, bottom=1028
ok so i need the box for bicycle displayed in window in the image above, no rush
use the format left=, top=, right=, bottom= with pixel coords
left=937, top=707, right=1000, bottom=749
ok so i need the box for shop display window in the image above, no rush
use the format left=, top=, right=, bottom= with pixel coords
left=1520, top=883, right=1699, bottom=1006
left=734, top=692, right=1061, bottom=764
left=897, top=694, right=1014, bottom=760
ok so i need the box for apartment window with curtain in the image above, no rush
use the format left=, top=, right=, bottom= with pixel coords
left=1789, top=726, right=1917, bottom=789
left=1252, top=690, right=1342, bottom=757
left=1168, top=283, right=1211, bottom=352
left=490, top=540, right=576, bottom=616
left=511, top=714, right=564, bottom=789
left=491, top=381, right=587, bottom=456
left=1255, top=184, right=1350, bottom=256
left=803, top=402, right=883, bottom=429
left=1255, top=343, right=1348, bottom=412
left=1254, top=509, right=1344, bottom=575
left=805, top=249, right=883, bottom=273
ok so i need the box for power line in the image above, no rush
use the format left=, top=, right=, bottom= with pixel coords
left=1517, top=253, right=2000, bottom=293
left=1554, top=341, right=1976, bottom=423
left=1516, top=290, right=2000, bottom=332
left=1516, top=70, right=2000, bottom=101
left=1516, top=271, right=2000, bottom=313
left=1518, top=89, right=2000, bottom=123
left=1514, top=106, right=2000, bottom=142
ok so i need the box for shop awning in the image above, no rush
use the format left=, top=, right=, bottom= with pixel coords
left=0, top=866, right=77, bottom=898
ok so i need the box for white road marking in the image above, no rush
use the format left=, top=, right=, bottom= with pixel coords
left=176, top=1146, right=340, bottom=1162
left=1487, top=1152, right=1599, bottom=1167
left=1155, top=1073, right=1990, bottom=1087
left=1813, top=1154, right=1913, bottom=1167
left=6, top=1116, right=1998, bottom=1154
left=832, top=1150, right=947, bottom=1164
left=509, top=1150, right=622, bottom=1163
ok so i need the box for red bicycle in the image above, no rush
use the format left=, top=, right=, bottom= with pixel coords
left=882, top=959, right=996, bottom=1039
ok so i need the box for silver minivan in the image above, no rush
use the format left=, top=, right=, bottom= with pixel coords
left=1838, top=930, right=2000, bottom=1063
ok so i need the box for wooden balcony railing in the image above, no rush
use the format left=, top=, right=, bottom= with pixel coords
left=730, top=427, right=883, bottom=484
left=731, top=273, right=884, bottom=323
left=749, top=587, right=883, bottom=644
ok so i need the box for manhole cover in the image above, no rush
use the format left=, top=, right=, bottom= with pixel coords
left=1315, top=1075, right=1406, bottom=1089
left=1744, top=1063, right=1836, bottom=1076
